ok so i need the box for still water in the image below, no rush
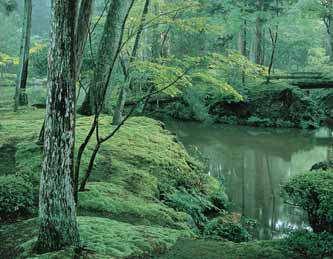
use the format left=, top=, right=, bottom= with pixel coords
left=167, top=122, right=333, bottom=240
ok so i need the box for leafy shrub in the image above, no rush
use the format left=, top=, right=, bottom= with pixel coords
left=283, top=171, right=333, bottom=233
left=0, top=175, right=34, bottom=221
left=283, top=230, right=333, bottom=258
left=29, top=43, right=48, bottom=77
left=165, top=188, right=216, bottom=228
left=247, top=116, right=273, bottom=127
left=203, top=214, right=252, bottom=242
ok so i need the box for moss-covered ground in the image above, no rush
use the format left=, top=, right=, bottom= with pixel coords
left=0, top=87, right=327, bottom=258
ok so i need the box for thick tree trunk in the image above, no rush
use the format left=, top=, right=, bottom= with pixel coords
left=35, top=0, right=79, bottom=253
left=37, top=0, right=93, bottom=146
left=78, top=0, right=134, bottom=116
left=113, top=0, right=150, bottom=125
left=14, top=0, right=32, bottom=111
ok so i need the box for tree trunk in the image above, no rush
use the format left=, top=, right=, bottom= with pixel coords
left=238, top=19, right=247, bottom=85
left=35, top=0, right=79, bottom=253
left=238, top=20, right=247, bottom=57
left=76, top=0, right=94, bottom=74
left=328, top=19, right=333, bottom=63
left=37, top=0, right=93, bottom=146
left=113, top=0, right=150, bottom=125
left=78, top=0, right=134, bottom=116
left=255, top=0, right=264, bottom=65
left=14, top=0, right=32, bottom=111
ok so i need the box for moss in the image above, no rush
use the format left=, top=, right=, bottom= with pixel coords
left=0, top=102, right=224, bottom=229
left=8, top=217, right=191, bottom=258
left=78, top=182, right=191, bottom=230
left=0, top=143, right=16, bottom=175
left=0, top=175, right=34, bottom=221
left=157, top=239, right=292, bottom=259
left=0, top=91, right=232, bottom=257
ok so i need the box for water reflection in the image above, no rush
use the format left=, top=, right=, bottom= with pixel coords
left=167, top=122, right=332, bottom=239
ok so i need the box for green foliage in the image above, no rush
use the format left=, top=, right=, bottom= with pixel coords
left=203, top=214, right=252, bottom=243
left=0, top=175, right=34, bottom=221
left=29, top=42, right=48, bottom=77
left=283, top=171, right=333, bottom=233
left=165, top=188, right=216, bottom=228
left=283, top=230, right=333, bottom=258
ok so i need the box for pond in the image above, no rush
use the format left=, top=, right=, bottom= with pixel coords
left=166, top=122, right=333, bottom=240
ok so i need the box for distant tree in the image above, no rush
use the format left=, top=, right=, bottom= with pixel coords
left=78, top=0, right=135, bottom=115
left=14, top=0, right=32, bottom=110
left=113, top=0, right=150, bottom=125
left=35, top=0, right=79, bottom=253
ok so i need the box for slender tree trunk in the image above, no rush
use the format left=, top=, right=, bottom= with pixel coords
left=326, top=18, right=333, bottom=62
left=35, top=0, right=79, bottom=253
left=238, top=19, right=247, bottom=85
left=255, top=0, right=264, bottom=65
left=78, top=0, right=135, bottom=116
left=238, top=20, right=247, bottom=57
left=14, top=0, right=32, bottom=111
left=76, top=0, right=94, bottom=74
left=113, top=0, right=150, bottom=125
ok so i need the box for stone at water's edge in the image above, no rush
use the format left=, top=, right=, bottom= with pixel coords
left=311, top=160, right=333, bottom=171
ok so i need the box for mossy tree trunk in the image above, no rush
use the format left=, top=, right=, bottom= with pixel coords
left=14, top=0, right=32, bottom=111
left=35, top=0, right=79, bottom=253
left=113, top=0, right=150, bottom=125
left=37, top=0, right=94, bottom=146
left=78, top=0, right=135, bottom=116
left=323, top=1, right=333, bottom=62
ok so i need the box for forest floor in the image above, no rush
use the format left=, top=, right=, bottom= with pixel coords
left=0, top=87, right=317, bottom=258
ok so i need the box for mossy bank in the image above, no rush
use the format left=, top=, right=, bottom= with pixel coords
left=0, top=105, right=228, bottom=258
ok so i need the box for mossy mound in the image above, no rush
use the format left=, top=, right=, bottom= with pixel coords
left=2, top=110, right=226, bottom=227
left=0, top=89, right=233, bottom=257
left=157, top=238, right=289, bottom=259
left=1, top=217, right=191, bottom=258
left=78, top=182, right=191, bottom=229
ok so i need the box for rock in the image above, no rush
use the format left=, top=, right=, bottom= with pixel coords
left=310, top=161, right=333, bottom=171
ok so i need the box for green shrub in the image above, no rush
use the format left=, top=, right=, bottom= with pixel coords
left=283, top=171, right=333, bottom=233
left=203, top=215, right=252, bottom=243
left=283, top=230, right=333, bottom=258
left=29, top=43, right=48, bottom=77
left=247, top=116, right=273, bottom=127
left=0, top=175, right=34, bottom=221
left=165, top=188, right=216, bottom=228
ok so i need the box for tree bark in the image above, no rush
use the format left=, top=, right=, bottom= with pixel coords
left=113, top=0, right=150, bottom=125
left=324, top=3, right=333, bottom=63
left=255, top=0, right=264, bottom=65
left=238, top=18, right=247, bottom=85
left=76, top=0, right=94, bottom=74
left=35, top=0, right=79, bottom=253
left=238, top=20, right=247, bottom=57
left=78, top=0, right=134, bottom=116
left=14, top=0, right=32, bottom=111
left=36, top=0, right=94, bottom=146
